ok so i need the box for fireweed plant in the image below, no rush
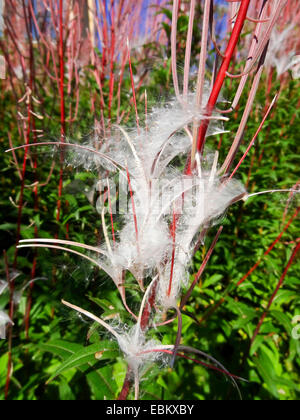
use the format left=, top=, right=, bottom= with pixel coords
left=0, top=0, right=169, bottom=398
left=2, top=0, right=300, bottom=400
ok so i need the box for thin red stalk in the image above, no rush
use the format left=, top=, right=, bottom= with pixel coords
left=117, top=0, right=125, bottom=22
left=167, top=209, right=177, bottom=297
left=0, top=40, right=18, bottom=100
left=56, top=0, right=65, bottom=224
left=290, top=96, right=300, bottom=126
left=145, top=90, right=148, bottom=133
left=190, top=0, right=251, bottom=165
left=174, top=352, right=242, bottom=380
left=25, top=249, right=37, bottom=338
left=171, top=0, right=180, bottom=100
left=107, top=179, right=116, bottom=245
left=183, top=0, right=195, bottom=98
left=200, top=207, right=300, bottom=324
left=170, top=306, right=183, bottom=368
left=146, top=349, right=242, bottom=381
left=117, top=51, right=127, bottom=123
left=48, top=0, right=59, bottom=35
left=118, top=366, right=132, bottom=400
left=14, top=0, right=33, bottom=266
left=237, top=206, right=300, bottom=287
left=100, top=0, right=108, bottom=83
left=231, top=0, right=288, bottom=82
left=180, top=226, right=223, bottom=309
left=25, top=2, right=39, bottom=337
left=28, top=0, right=60, bottom=88
left=3, top=17, right=26, bottom=64
left=126, top=166, right=139, bottom=244
left=221, top=52, right=267, bottom=174
left=5, top=0, right=35, bottom=397
left=91, top=48, right=106, bottom=114
left=66, top=11, right=81, bottom=125
left=250, top=242, right=300, bottom=346
left=108, top=5, right=115, bottom=122
left=229, top=95, right=277, bottom=179
left=228, top=1, right=268, bottom=113
left=282, top=181, right=300, bottom=224
left=127, top=42, right=140, bottom=133
left=140, top=279, right=157, bottom=331
left=25, top=184, right=39, bottom=338
left=8, top=132, right=22, bottom=179
left=190, top=0, right=211, bottom=165
left=4, top=250, right=13, bottom=400
left=245, top=151, right=256, bottom=189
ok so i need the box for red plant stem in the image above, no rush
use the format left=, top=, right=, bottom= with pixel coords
left=237, top=206, right=300, bottom=287
left=13, top=128, right=28, bottom=264
left=27, top=0, right=60, bottom=87
left=200, top=207, right=300, bottom=324
left=282, top=181, right=300, bottom=224
left=56, top=0, right=65, bottom=224
left=4, top=250, right=13, bottom=400
left=117, top=0, right=125, bottom=22
left=107, top=180, right=116, bottom=245
left=100, top=0, right=108, bottom=83
left=170, top=306, right=183, bottom=367
left=24, top=1, right=39, bottom=339
left=291, top=97, right=300, bottom=126
left=171, top=0, right=181, bottom=100
left=245, top=148, right=256, bottom=189
left=229, top=94, right=277, bottom=179
left=127, top=42, right=140, bottom=133
left=180, top=226, right=223, bottom=309
left=118, top=367, right=132, bottom=400
left=108, top=5, right=115, bottom=123
left=190, top=0, right=211, bottom=165
left=117, top=51, right=127, bottom=123
left=167, top=209, right=177, bottom=297
left=183, top=0, right=195, bottom=98
left=0, top=39, right=18, bottom=101
left=140, top=278, right=158, bottom=331
left=250, top=242, right=300, bottom=346
left=25, top=184, right=39, bottom=338
left=126, top=166, right=139, bottom=244
left=266, top=67, right=274, bottom=99
left=145, top=90, right=148, bottom=132
left=5, top=0, right=35, bottom=398
left=14, top=0, right=34, bottom=266
left=187, top=0, right=250, bottom=172
left=146, top=349, right=242, bottom=381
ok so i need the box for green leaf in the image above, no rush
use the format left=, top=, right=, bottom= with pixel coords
left=87, top=365, right=118, bottom=400
left=0, top=353, right=9, bottom=389
left=253, top=348, right=279, bottom=399
left=38, top=339, right=83, bottom=360
left=273, top=290, right=297, bottom=305
left=270, top=310, right=292, bottom=334
left=59, top=379, right=76, bottom=400
left=0, top=223, right=16, bottom=231
left=202, top=274, right=223, bottom=289
left=47, top=341, right=119, bottom=383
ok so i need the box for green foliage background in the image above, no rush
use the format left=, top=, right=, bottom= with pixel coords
left=0, top=10, right=300, bottom=401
